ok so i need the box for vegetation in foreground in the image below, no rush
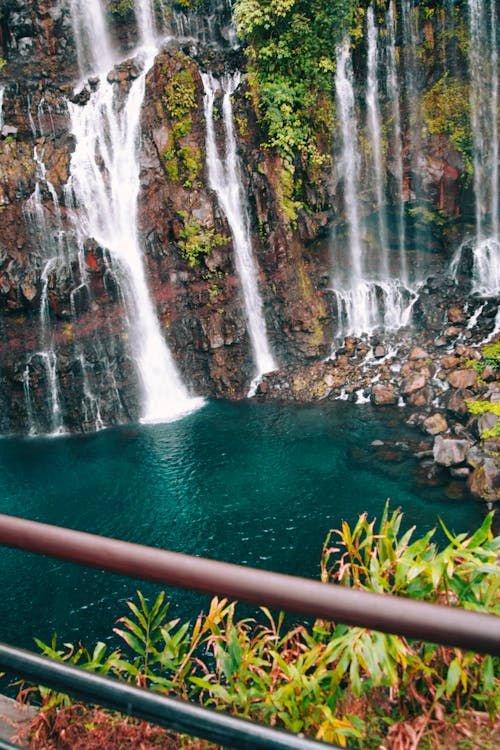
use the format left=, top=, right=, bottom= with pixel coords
left=20, top=507, right=500, bottom=749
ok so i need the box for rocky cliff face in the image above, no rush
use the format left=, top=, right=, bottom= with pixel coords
left=0, top=0, right=497, bottom=459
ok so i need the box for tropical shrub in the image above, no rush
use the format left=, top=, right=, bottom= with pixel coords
left=29, top=508, right=499, bottom=749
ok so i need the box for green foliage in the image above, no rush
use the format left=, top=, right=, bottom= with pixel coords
left=163, top=141, right=202, bottom=188
left=466, top=401, right=500, bottom=438
left=160, top=66, right=201, bottom=187
left=177, top=211, right=229, bottom=267
left=0, top=57, right=6, bottom=73
left=465, top=343, right=500, bottom=436
left=109, top=0, right=135, bottom=18
left=234, top=0, right=356, bottom=172
left=422, top=74, right=473, bottom=174
left=32, top=509, right=499, bottom=748
left=162, top=68, right=197, bottom=121
left=277, top=163, right=303, bottom=225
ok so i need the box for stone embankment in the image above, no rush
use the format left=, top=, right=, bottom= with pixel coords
left=257, top=276, right=500, bottom=505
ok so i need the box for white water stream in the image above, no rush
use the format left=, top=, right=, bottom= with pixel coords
left=386, top=2, right=408, bottom=283
left=366, top=7, right=389, bottom=277
left=201, top=72, right=276, bottom=391
left=332, top=39, right=416, bottom=340
left=451, top=0, right=499, bottom=297
left=67, top=0, right=203, bottom=423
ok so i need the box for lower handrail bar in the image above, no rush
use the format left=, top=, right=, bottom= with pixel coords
left=0, top=642, right=342, bottom=750
left=0, top=513, right=499, bottom=655
left=0, top=740, right=24, bottom=750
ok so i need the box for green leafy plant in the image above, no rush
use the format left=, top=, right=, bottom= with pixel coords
left=29, top=509, right=499, bottom=749
left=177, top=212, right=229, bottom=268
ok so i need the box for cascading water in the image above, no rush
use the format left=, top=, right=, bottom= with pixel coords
left=331, top=39, right=416, bottom=340
left=69, top=0, right=114, bottom=76
left=385, top=2, right=407, bottom=283
left=366, top=7, right=389, bottom=278
left=66, top=0, right=203, bottom=424
left=22, top=151, right=67, bottom=435
left=466, top=0, right=499, bottom=295
left=450, top=0, right=499, bottom=298
left=201, top=72, right=276, bottom=391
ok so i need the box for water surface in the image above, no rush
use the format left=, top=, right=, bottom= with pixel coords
left=0, top=400, right=483, bottom=651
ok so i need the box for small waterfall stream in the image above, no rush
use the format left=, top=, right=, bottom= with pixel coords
left=366, top=7, right=389, bottom=278
left=467, top=0, right=499, bottom=295
left=331, top=38, right=416, bottom=340
left=452, top=0, right=499, bottom=297
left=201, top=72, right=276, bottom=391
left=385, top=2, right=407, bottom=284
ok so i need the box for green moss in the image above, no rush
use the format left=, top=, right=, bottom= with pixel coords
left=466, top=401, right=500, bottom=439
left=109, top=0, right=135, bottom=18
left=177, top=211, right=230, bottom=267
left=162, top=68, right=197, bottom=121
left=277, top=164, right=303, bottom=226
left=160, top=66, right=201, bottom=186
left=162, top=143, right=201, bottom=188
left=422, top=74, right=473, bottom=174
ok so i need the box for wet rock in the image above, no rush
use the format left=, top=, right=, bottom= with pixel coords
left=408, top=346, right=429, bottom=360
left=370, top=383, right=398, bottom=405
left=467, top=458, right=500, bottom=503
left=440, top=354, right=460, bottom=370
left=406, top=385, right=435, bottom=407
left=447, top=305, right=464, bottom=323
left=445, top=480, right=466, bottom=500
left=447, top=368, right=478, bottom=389
left=401, top=373, right=428, bottom=395
left=446, top=388, right=473, bottom=418
left=374, top=345, right=386, bottom=358
left=450, top=466, right=470, bottom=479
left=423, top=413, right=448, bottom=435
left=433, top=435, right=472, bottom=467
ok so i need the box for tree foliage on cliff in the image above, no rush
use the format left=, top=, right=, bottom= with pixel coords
left=233, top=0, right=358, bottom=169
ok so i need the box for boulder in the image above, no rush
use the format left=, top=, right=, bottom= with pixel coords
left=447, top=368, right=477, bottom=389
left=401, top=373, right=428, bottom=395
left=408, top=346, right=429, bottom=361
left=476, top=411, right=499, bottom=437
left=423, top=413, right=448, bottom=435
left=446, top=388, right=473, bottom=418
left=371, top=383, right=398, bottom=406
left=406, top=385, right=435, bottom=407
left=433, top=435, right=472, bottom=467
left=467, top=458, right=500, bottom=503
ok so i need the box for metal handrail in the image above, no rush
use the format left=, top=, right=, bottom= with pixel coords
left=0, top=513, right=499, bottom=655
left=0, top=642, right=340, bottom=750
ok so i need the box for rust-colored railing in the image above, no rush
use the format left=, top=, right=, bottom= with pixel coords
left=0, top=513, right=498, bottom=654
left=0, top=512, right=498, bottom=750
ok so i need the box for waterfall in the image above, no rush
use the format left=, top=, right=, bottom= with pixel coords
left=35, top=259, right=64, bottom=435
left=63, top=0, right=204, bottom=424
left=134, top=0, right=156, bottom=48
left=331, top=37, right=416, bottom=341
left=468, top=0, right=498, bottom=241
left=450, top=0, right=500, bottom=297
left=69, top=0, right=114, bottom=76
left=366, top=7, right=389, bottom=278
left=335, top=42, right=364, bottom=289
left=201, top=72, right=276, bottom=391
left=385, top=2, right=407, bottom=283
